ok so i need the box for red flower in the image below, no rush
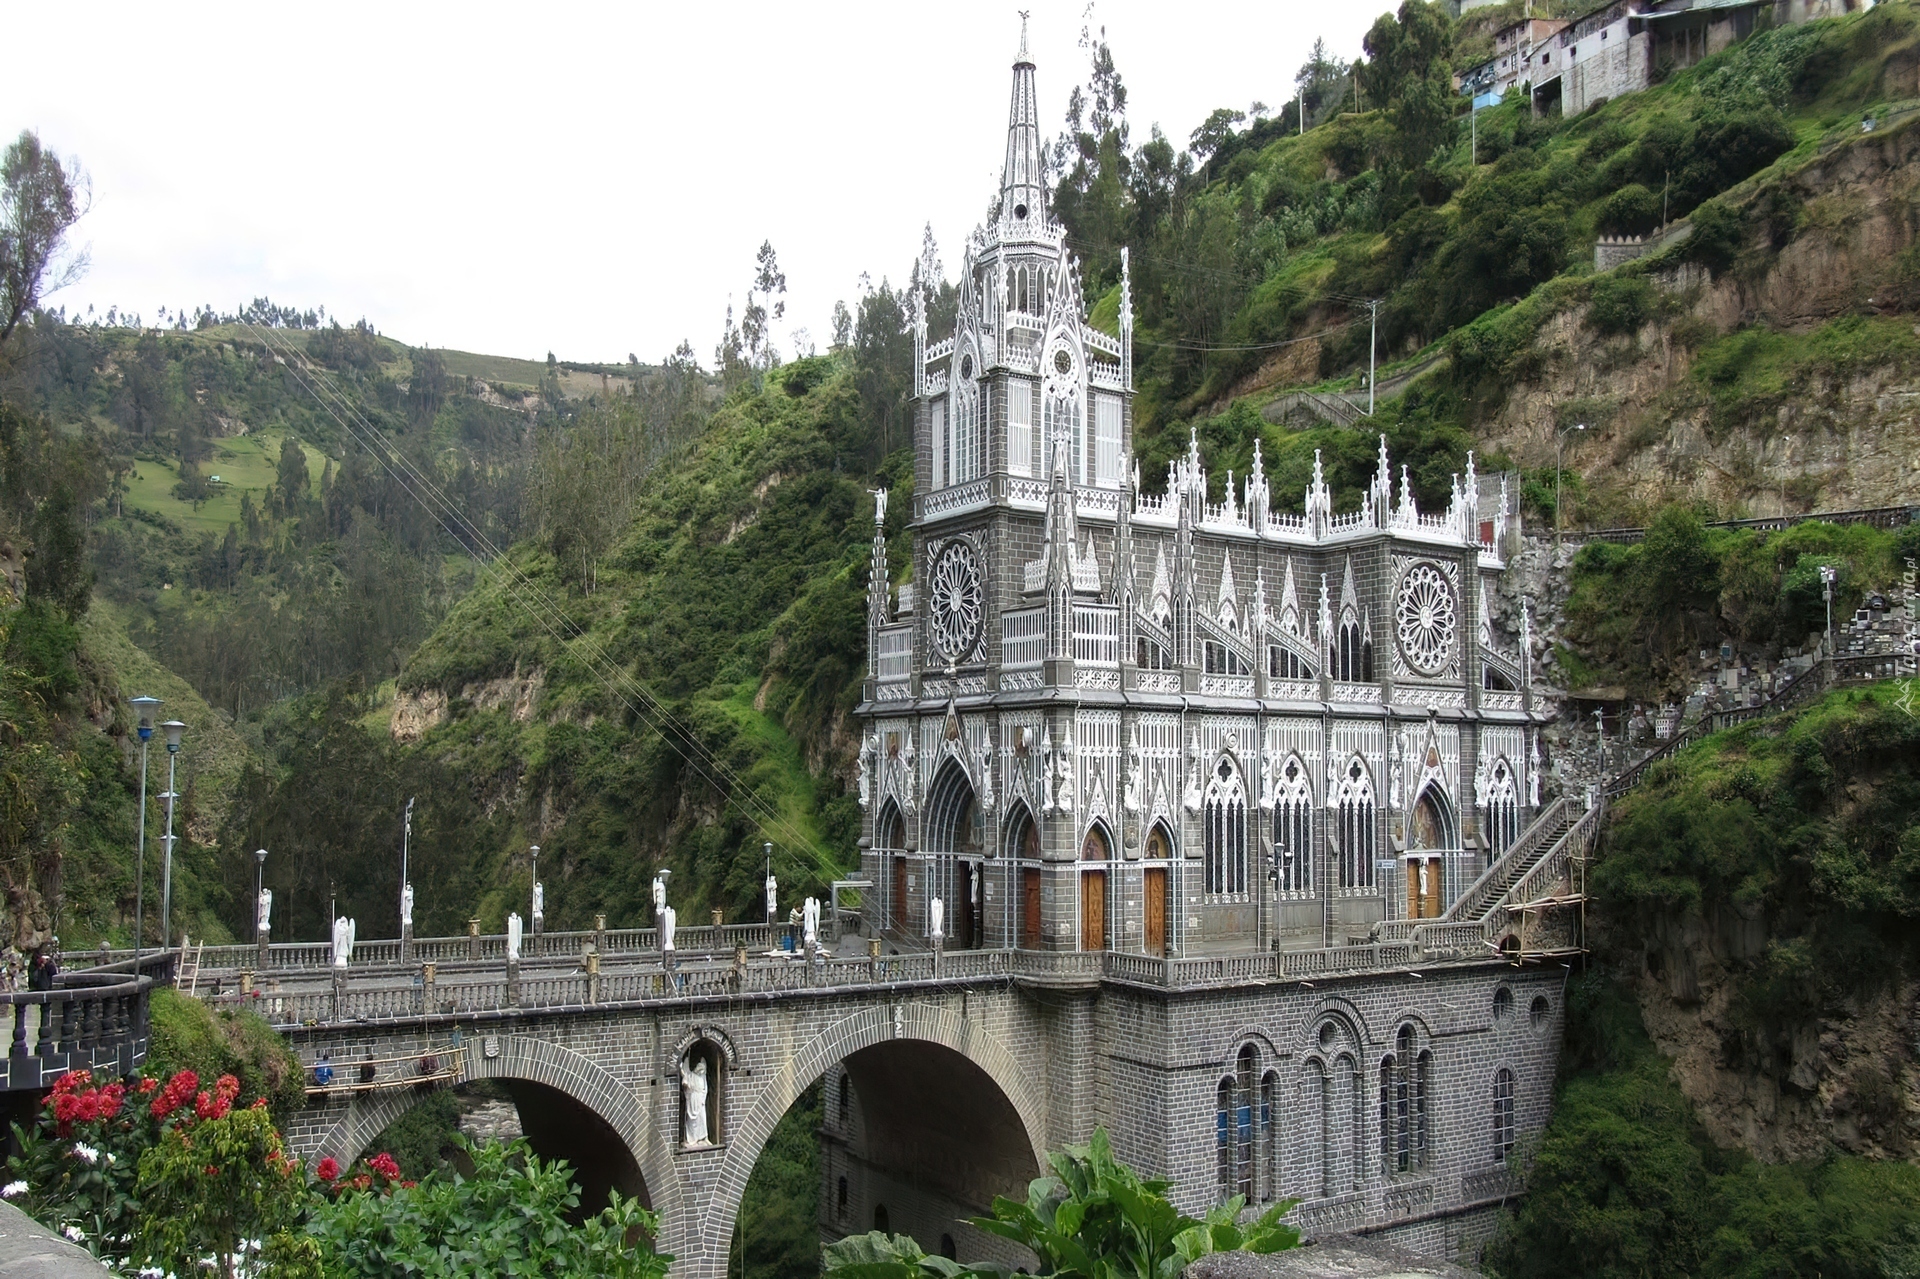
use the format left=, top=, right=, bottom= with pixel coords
left=150, top=1070, right=199, bottom=1120
left=400, top=1179, right=417, bottom=1189
left=367, top=1152, right=401, bottom=1181
left=51, top=1070, right=90, bottom=1096
left=316, top=1157, right=340, bottom=1183
left=136, top=1077, right=159, bottom=1096
left=204, top=1164, right=219, bottom=1177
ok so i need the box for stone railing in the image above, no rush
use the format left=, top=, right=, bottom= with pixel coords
left=229, top=938, right=1493, bottom=1030
left=1375, top=798, right=1571, bottom=945
left=2, top=971, right=154, bottom=1092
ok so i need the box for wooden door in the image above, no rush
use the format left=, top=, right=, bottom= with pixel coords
left=1144, top=868, right=1167, bottom=955
left=893, top=857, right=908, bottom=931
left=1021, top=869, right=1041, bottom=948
left=1406, top=861, right=1421, bottom=919
left=1422, top=858, right=1442, bottom=919
left=1081, top=870, right=1107, bottom=951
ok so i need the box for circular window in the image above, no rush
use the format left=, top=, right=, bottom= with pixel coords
left=1530, top=995, right=1550, bottom=1028
left=1013, top=203, right=1029, bottom=220
left=960, top=354, right=973, bottom=380
left=927, top=542, right=984, bottom=661
left=1054, top=349, right=1072, bottom=375
left=1493, top=986, right=1514, bottom=1020
left=1395, top=563, right=1458, bottom=676
left=1318, top=1022, right=1337, bottom=1049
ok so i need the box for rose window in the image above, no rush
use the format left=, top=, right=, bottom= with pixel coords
left=1395, top=563, right=1457, bottom=675
left=928, top=542, right=984, bottom=661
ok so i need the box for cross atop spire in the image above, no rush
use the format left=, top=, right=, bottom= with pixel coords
left=1001, top=15, right=1046, bottom=226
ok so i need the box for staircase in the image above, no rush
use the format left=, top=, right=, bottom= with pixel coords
left=1374, top=797, right=1581, bottom=953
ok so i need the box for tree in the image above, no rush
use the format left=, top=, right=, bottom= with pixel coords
left=742, top=241, right=788, bottom=372
left=274, top=435, right=310, bottom=519
left=1295, top=37, right=1350, bottom=126
left=0, top=131, right=88, bottom=356
left=1362, top=1, right=1456, bottom=178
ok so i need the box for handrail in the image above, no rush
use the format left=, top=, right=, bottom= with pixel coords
left=1, top=974, right=154, bottom=1088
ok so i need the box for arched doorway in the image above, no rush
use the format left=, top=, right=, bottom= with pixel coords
left=1406, top=785, right=1455, bottom=919
left=1143, top=823, right=1173, bottom=955
left=1003, top=802, right=1041, bottom=949
left=924, top=759, right=982, bottom=946
left=877, top=800, right=907, bottom=933
left=1080, top=825, right=1112, bottom=951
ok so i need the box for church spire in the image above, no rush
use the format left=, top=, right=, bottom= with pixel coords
left=1001, top=14, right=1046, bottom=226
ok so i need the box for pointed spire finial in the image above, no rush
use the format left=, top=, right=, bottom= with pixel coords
left=1018, top=10, right=1030, bottom=61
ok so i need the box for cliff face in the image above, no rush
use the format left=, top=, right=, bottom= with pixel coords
left=1476, top=118, right=1920, bottom=521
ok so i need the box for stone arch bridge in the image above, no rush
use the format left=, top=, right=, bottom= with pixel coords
left=173, top=900, right=1584, bottom=1278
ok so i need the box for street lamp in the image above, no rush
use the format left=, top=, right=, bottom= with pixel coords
left=1821, top=565, right=1837, bottom=665
left=160, top=720, right=185, bottom=951
left=129, top=695, right=162, bottom=966
left=1555, top=423, right=1586, bottom=549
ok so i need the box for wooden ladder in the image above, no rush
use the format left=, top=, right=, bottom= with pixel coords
left=180, top=937, right=205, bottom=996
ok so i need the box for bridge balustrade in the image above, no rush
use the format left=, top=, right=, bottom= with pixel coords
left=1, top=972, right=153, bottom=1092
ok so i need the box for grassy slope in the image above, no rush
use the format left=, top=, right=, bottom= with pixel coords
left=396, top=356, right=892, bottom=929
left=1125, top=2, right=1918, bottom=519
left=122, top=431, right=328, bottom=536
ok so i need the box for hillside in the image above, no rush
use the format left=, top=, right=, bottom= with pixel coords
left=1069, top=0, right=1920, bottom=525
left=1487, top=682, right=1920, bottom=1276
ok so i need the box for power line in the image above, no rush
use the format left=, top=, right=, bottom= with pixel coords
left=242, top=324, right=836, bottom=871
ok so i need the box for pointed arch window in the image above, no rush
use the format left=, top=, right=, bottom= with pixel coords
left=1486, top=757, right=1520, bottom=862
left=1259, top=1070, right=1278, bottom=1201
left=1008, top=379, right=1034, bottom=476
left=952, top=379, right=981, bottom=485
left=1336, top=758, right=1377, bottom=889
left=1203, top=758, right=1249, bottom=896
left=1273, top=755, right=1314, bottom=894
left=1217, top=1045, right=1258, bottom=1203
left=1269, top=644, right=1313, bottom=680
left=1492, top=1068, right=1516, bottom=1163
left=930, top=399, right=949, bottom=490
left=1337, top=613, right=1374, bottom=682
left=1380, top=1025, right=1430, bottom=1174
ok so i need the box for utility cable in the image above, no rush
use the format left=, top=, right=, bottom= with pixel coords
left=242, top=324, right=833, bottom=866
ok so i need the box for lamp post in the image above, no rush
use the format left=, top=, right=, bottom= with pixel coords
left=529, top=844, right=542, bottom=948
left=1821, top=565, right=1837, bottom=666
left=763, top=842, right=777, bottom=946
left=129, top=696, right=162, bottom=967
left=400, top=797, right=414, bottom=960
left=254, top=847, right=269, bottom=967
left=160, top=720, right=185, bottom=951
left=1555, top=422, right=1586, bottom=549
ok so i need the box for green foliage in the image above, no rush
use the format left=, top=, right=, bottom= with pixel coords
left=733, top=1084, right=823, bottom=1279
left=1563, top=509, right=1914, bottom=695
left=824, top=1129, right=1299, bottom=1279
left=147, top=987, right=306, bottom=1119
left=307, top=1136, right=670, bottom=1278
left=1586, top=272, right=1656, bottom=337
left=135, top=1102, right=314, bottom=1279
left=1487, top=969, right=1920, bottom=1279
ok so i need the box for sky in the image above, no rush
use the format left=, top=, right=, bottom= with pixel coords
left=4, top=1, right=1390, bottom=366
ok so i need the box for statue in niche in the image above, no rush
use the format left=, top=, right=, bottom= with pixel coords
left=857, top=734, right=874, bottom=808
left=257, top=889, right=272, bottom=935
left=1183, top=734, right=1202, bottom=815
left=680, top=1053, right=711, bottom=1147
left=1390, top=729, right=1407, bottom=808
left=930, top=897, right=945, bottom=940
left=1123, top=726, right=1143, bottom=816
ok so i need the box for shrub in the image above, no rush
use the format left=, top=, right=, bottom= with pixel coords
left=147, top=987, right=305, bottom=1119
left=1686, top=199, right=1746, bottom=274
left=1596, top=183, right=1660, bottom=237
left=1588, top=274, right=1655, bottom=337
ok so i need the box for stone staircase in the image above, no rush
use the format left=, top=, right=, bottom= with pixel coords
left=1374, top=796, right=1582, bottom=955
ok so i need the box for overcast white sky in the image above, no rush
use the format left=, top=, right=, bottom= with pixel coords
left=6, top=2, right=1389, bottom=365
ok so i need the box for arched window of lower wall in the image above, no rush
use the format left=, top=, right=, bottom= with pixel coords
left=1493, top=1068, right=1516, bottom=1164
left=1379, top=1026, right=1430, bottom=1174
left=1216, top=1045, right=1269, bottom=1203
left=873, top=1204, right=890, bottom=1234
left=837, top=1175, right=849, bottom=1220
left=678, top=1040, right=724, bottom=1148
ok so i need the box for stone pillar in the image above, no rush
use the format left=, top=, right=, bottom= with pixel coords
left=256, top=925, right=269, bottom=971
left=711, top=907, right=724, bottom=929
left=467, top=918, right=480, bottom=962
left=238, top=969, right=253, bottom=996
left=506, top=956, right=520, bottom=1007
left=593, top=913, right=607, bottom=956
left=586, top=949, right=600, bottom=1003
left=400, top=921, right=413, bottom=964
left=330, top=967, right=345, bottom=1023
left=421, top=962, right=436, bottom=1013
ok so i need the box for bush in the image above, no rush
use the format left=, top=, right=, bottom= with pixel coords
left=147, top=988, right=305, bottom=1119
left=1596, top=183, right=1660, bottom=237
left=1686, top=199, right=1746, bottom=274
left=1588, top=274, right=1655, bottom=337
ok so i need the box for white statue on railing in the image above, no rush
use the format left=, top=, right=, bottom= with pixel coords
left=400, top=883, right=413, bottom=930
left=531, top=881, right=544, bottom=922
left=506, top=912, right=522, bottom=962
left=331, top=915, right=355, bottom=969
left=802, top=897, right=819, bottom=950
left=680, top=1052, right=710, bottom=1147
left=652, top=875, right=667, bottom=915
left=930, top=897, right=944, bottom=942
left=257, top=889, right=272, bottom=935
left=661, top=905, right=677, bottom=953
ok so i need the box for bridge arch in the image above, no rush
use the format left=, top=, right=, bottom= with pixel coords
left=309, top=1034, right=679, bottom=1225
left=687, top=1000, right=1046, bottom=1278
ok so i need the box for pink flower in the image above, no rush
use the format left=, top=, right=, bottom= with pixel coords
left=316, top=1157, right=340, bottom=1184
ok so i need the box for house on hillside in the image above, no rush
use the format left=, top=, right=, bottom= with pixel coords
left=1530, top=0, right=1863, bottom=118
left=1457, top=17, right=1572, bottom=104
